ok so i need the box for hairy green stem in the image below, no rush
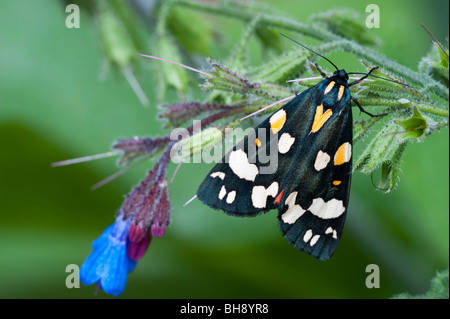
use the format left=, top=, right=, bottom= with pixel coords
left=357, top=97, right=449, bottom=117
left=174, top=0, right=335, bottom=41
left=317, top=40, right=449, bottom=99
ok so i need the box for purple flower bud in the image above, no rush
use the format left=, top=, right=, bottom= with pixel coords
left=150, top=190, right=170, bottom=237
left=120, top=162, right=160, bottom=221
left=122, top=149, right=172, bottom=240
left=113, top=136, right=170, bottom=166
left=128, top=221, right=146, bottom=243
left=159, top=102, right=230, bottom=127
left=127, top=222, right=152, bottom=261
left=127, top=236, right=151, bottom=261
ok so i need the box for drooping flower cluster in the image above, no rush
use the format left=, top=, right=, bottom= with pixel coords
left=80, top=146, right=172, bottom=296
left=78, top=99, right=247, bottom=296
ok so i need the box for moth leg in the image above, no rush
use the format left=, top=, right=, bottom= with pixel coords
left=348, top=66, right=379, bottom=87
left=351, top=96, right=387, bottom=117
left=314, top=63, right=328, bottom=78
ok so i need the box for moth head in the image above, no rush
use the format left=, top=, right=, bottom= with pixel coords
left=333, top=69, right=349, bottom=81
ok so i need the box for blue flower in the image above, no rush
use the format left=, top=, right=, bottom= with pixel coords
left=80, top=215, right=137, bottom=297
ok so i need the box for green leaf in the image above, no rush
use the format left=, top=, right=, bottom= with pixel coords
left=204, top=16, right=262, bottom=105
left=309, top=9, right=380, bottom=46
left=354, top=120, right=407, bottom=192
left=248, top=49, right=310, bottom=84
left=98, top=0, right=137, bottom=68
left=226, top=16, right=263, bottom=72
left=203, top=61, right=253, bottom=95
left=435, top=42, right=449, bottom=68
left=155, top=35, right=189, bottom=93
left=353, top=116, right=384, bottom=143
left=167, top=7, right=213, bottom=56
left=203, top=60, right=294, bottom=104
left=419, top=42, right=449, bottom=87
left=431, top=43, right=450, bottom=86
left=356, top=62, right=427, bottom=101
left=392, top=269, right=449, bottom=299
left=395, top=107, right=428, bottom=142
left=109, top=0, right=145, bottom=53
left=255, top=26, right=284, bottom=54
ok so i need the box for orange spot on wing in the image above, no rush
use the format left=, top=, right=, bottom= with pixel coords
left=274, top=189, right=284, bottom=205
left=270, top=110, right=286, bottom=134
left=337, top=85, right=345, bottom=101
left=334, top=142, right=351, bottom=166
left=310, top=104, right=333, bottom=133
left=255, top=138, right=261, bottom=147
left=333, top=180, right=342, bottom=186
left=324, top=81, right=335, bottom=95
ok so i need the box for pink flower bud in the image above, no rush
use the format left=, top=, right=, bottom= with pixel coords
left=127, top=231, right=152, bottom=261
left=128, top=221, right=146, bottom=243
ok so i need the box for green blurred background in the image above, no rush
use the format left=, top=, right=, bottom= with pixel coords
left=0, top=0, right=448, bottom=299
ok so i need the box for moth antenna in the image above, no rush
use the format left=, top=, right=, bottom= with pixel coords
left=280, top=33, right=339, bottom=71
left=240, top=95, right=296, bottom=121
left=286, top=76, right=363, bottom=83
left=138, top=53, right=211, bottom=77
left=52, top=150, right=121, bottom=167
left=347, top=72, right=412, bottom=88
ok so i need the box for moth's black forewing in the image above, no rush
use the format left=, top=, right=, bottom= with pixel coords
left=277, top=102, right=352, bottom=260
left=197, top=84, right=323, bottom=215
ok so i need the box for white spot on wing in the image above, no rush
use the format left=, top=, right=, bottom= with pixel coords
left=251, top=182, right=278, bottom=208
left=325, top=227, right=338, bottom=239
left=218, top=185, right=227, bottom=200
left=308, top=198, right=345, bottom=219
left=226, top=191, right=236, bottom=204
left=303, top=229, right=313, bottom=242
left=210, top=171, right=225, bottom=180
left=228, top=149, right=259, bottom=181
left=278, top=133, right=296, bottom=154
left=314, top=150, right=330, bottom=171
left=285, top=192, right=297, bottom=206
left=281, top=192, right=305, bottom=224
left=310, top=234, right=320, bottom=246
